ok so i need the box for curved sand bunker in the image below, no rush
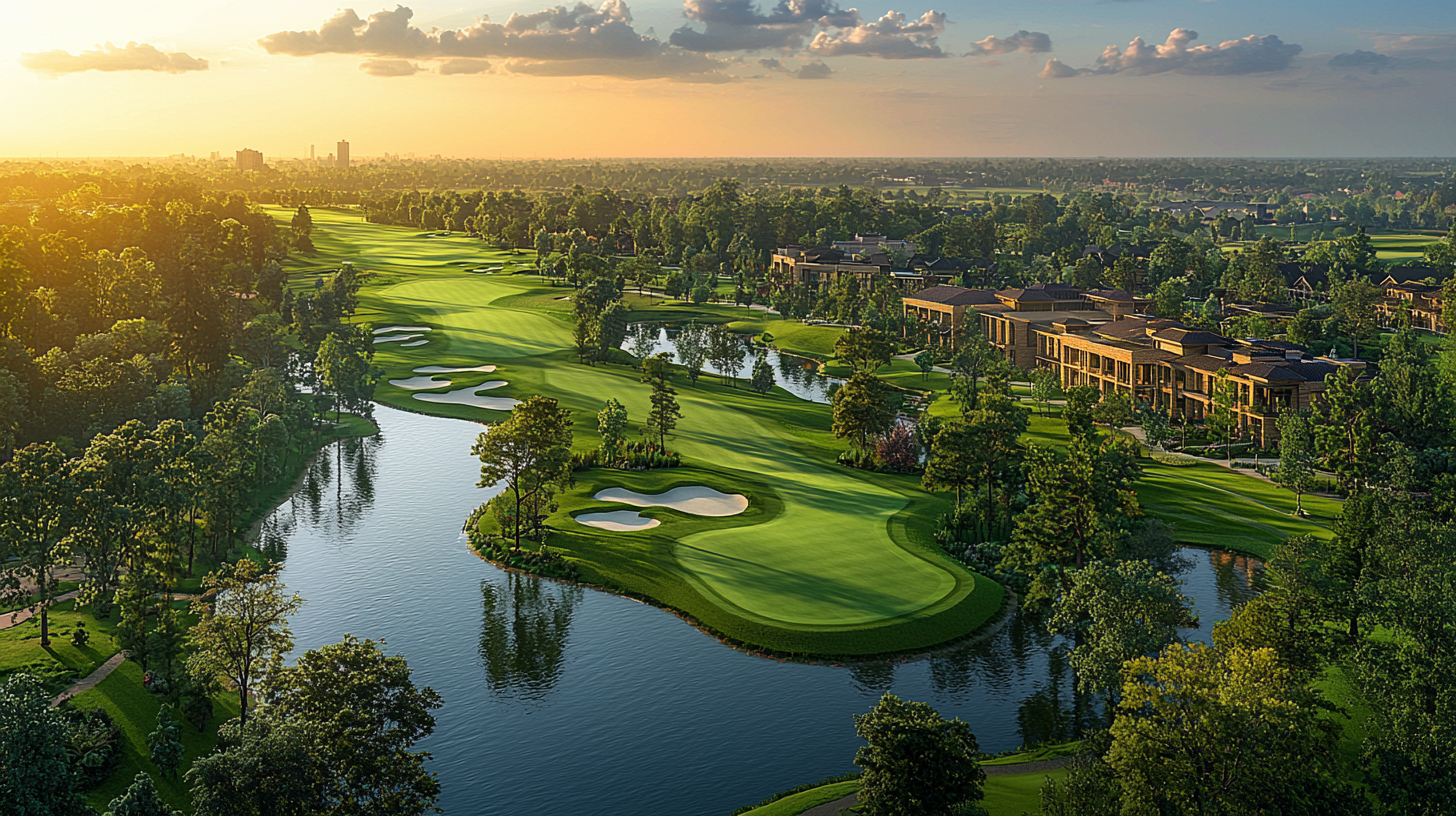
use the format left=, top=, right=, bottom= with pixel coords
left=575, top=510, right=661, bottom=532
left=401, top=339, right=430, bottom=347
left=373, top=326, right=433, bottom=335
left=389, top=376, right=453, bottom=390
left=374, top=333, right=426, bottom=345
left=414, top=364, right=497, bottom=374
left=594, top=486, right=748, bottom=517
left=413, top=381, right=518, bottom=411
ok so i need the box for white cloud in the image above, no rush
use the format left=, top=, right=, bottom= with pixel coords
left=20, top=42, right=208, bottom=75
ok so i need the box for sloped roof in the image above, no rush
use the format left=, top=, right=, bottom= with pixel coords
left=997, top=289, right=1055, bottom=302
left=1382, top=267, right=1436, bottom=285
left=907, top=286, right=998, bottom=306
left=1153, top=328, right=1229, bottom=346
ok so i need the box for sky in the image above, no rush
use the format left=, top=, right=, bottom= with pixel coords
left=2, top=0, right=1454, bottom=158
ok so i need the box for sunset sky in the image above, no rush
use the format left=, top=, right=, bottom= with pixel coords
left=3, top=0, right=1454, bottom=158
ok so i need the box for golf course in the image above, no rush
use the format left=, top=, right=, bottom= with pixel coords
left=274, top=207, right=1001, bottom=656
left=273, top=206, right=1338, bottom=655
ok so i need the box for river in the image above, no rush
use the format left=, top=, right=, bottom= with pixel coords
left=266, top=404, right=1262, bottom=816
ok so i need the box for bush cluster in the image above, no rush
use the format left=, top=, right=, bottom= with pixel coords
left=572, top=441, right=681, bottom=472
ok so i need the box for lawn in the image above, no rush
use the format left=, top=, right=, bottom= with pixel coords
left=70, top=659, right=242, bottom=813
left=734, top=767, right=1067, bottom=816
left=271, top=207, right=1004, bottom=657
left=0, top=599, right=120, bottom=694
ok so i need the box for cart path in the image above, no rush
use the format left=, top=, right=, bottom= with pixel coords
left=51, top=651, right=127, bottom=707
left=1, top=590, right=81, bottom=631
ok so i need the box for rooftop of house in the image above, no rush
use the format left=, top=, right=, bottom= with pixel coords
left=1151, top=327, right=1230, bottom=346
left=904, top=285, right=999, bottom=307
left=1382, top=267, right=1438, bottom=285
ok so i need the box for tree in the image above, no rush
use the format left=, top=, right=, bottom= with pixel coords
left=1108, top=643, right=1355, bottom=816
left=853, top=694, right=985, bottom=816
left=1002, top=434, right=1143, bottom=606
left=317, top=327, right=379, bottom=421
left=835, top=327, right=892, bottom=375
left=187, top=559, right=303, bottom=725
left=260, top=635, right=442, bottom=815
left=1028, top=368, right=1062, bottom=416
left=1374, top=328, right=1448, bottom=450
left=672, top=322, right=707, bottom=385
left=749, top=354, right=774, bottom=395
left=147, top=704, right=185, bottom=779
left=105, top=773, right=181, bottom=816
left=642, top=354, right=683, bottom=449
left=913, top=350, right=935, bottom=381
left=1330, top=277, right=1381, bottom=360
left=1049, top=559, right=1195, bottom=718
left=1207, top=367, right=1239, bottom=461
left=471, top=396, right=575, bottom=550
left=948, top=333, right=996, bottom=416
left=1153, top=277, right=1187, bottom=320
left=0, top=442, right=78, bottom=646
left=187, top=718, right=331, bottom=816
left=597, top=398, right=628, bottom=463
left=706, top=325, right=745, bottom=386
left=1273, top=409, right=1315, bottom=514
left=0, top=368, right=23, bottom=458
left=1138, top=402, right=1172, bottom=450
left=1313, top=366, right=1379, bottom=492
left=832, top=371, right=895, bottom=455
left=1, top=673, right=91, bottom=816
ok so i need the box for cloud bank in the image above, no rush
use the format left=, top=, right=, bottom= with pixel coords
left=808, top=10, right=948, bottom=59
left=1042, top=28, right=1301, bottom=78
left=20, top=42, right=208, bottom=75
left=260, top=3, right=731, bottom=81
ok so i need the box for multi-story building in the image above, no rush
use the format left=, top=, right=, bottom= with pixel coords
left=902, top=284, right=1365, bottom=446
left=336, top=139, right=350, bottom=169
left=235, top=148, right=264, bottom=171
left=831, top=234, right=916, bottom=256
left=770, top=247, right=887, bottom=291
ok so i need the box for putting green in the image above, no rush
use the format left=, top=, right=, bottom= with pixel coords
left=273, top=208, right=986, bottom=649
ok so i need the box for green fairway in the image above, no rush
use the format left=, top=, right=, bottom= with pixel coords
left=734, top=767, right=1067, bottom=816
left=272, top=207, right=1001, bottom=655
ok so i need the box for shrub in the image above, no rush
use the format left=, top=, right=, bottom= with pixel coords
left=57, top=706, right=122, bottom=789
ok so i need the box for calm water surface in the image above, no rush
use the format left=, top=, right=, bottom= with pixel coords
left=624, top=324, right=841, bottom=404
left=267, top=405, right=1262, bottom=816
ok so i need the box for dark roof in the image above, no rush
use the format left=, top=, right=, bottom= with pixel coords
left=914, top=256, right=969, bottom=272
left=1382, top=267, right=1436, bottom=285
left=908, top=286, right=998, bottom=306
left=1027, top=281, right=1082, bottom=299
left=997, top=289, right=1055, bottom=302
left=1153, top=328, right=1229, bottom=346
left=1055, top=317, right=1090, bottom=326
left=1095, top=318, right=1182, bottom=341
left=1231, top=362, right=1308, bottom=382
left=1180, top=355, right=1232, bottom=372
left=1244, top=338, right=1304, bottom=353
left=1084, top=289, right=1135, bottom=302
left=1281, top=263, right=1329, bottom=288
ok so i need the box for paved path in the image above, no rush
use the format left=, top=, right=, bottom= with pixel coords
left=1, top=590, right=80, bottom=631
left=796, top=758, right=1074, bottom=816
left=51, top=651, right=126, bottom=707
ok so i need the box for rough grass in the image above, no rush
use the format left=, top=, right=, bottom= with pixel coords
left=273, top=207, right=1004, bottom=657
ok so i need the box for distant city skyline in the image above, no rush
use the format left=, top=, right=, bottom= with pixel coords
left=2, top=0, right=1455, bottom=157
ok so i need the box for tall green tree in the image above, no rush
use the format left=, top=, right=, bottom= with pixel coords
left=643, top=354, right=683, bottom=449
left=147, top=704, right=185, bottom=779
left=853, top=694, right=985, bottom=816
left=261, top=635, right=442, bottom=815
left=0, top=673, right=91, bottom=816
left=1330, top=278, right=1381, bottom=360
left=1273, top=409, right=1315, bottom=514
left=671, top=322, right=707, bottom=385
left=187, top=560, right=302, bottom=725
left=832, top=371, right=895, bottom=455
left=317, top=327, right=380, bottom=421
left=472, top=396, right=575, bottom=550
left=1108, top=643, right=1355, bottom=816
left=1049, top=559, right=1196, bottom=718
left=0, top=442, right=78, bottom=646
left=1313, top=366, right=1379, bottom=492
left=596, top=398, right=628, bottom=463
left=835, top=327, right=892, bottom=375
left=104, top=773, right=181, bottom=816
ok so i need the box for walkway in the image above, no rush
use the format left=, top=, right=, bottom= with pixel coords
left=1, top=590, right=80, bottom=631
left=51, top=651, right=126, bottom=708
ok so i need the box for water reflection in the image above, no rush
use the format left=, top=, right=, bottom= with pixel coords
left=269, top=406, right=1269, bottom=816
left=478, top=574, right=583, bottom=700
left=624, top=324, right=842, bottom=404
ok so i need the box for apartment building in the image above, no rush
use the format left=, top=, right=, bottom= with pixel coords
left=235, top=148, right=264, bottom=171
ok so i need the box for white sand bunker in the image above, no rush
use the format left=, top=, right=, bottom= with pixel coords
left=373, top=326, right=433, bottom=335
left=389, top=376, right=453, bottom=390
left=414, top=364, right=497, bottom=374
left=374, top=333, right=426, bottom=345
left=401, top=339, right=429, bottom=347
left=594, top=486, right=748, bottom=517
left=413, top=381, right=518, bottom=411
left=575, top=511, right=660, bottom=532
